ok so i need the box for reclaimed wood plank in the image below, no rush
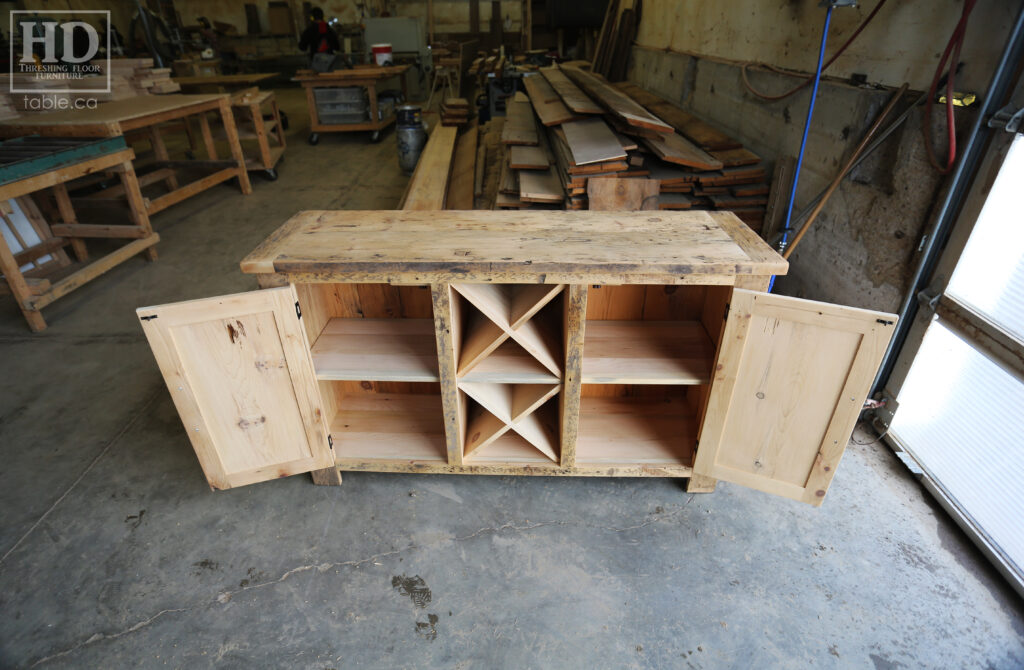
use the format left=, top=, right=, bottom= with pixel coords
left=562, top=118, right=627, bottom=166
left=540, top=66, right=604, bottom=115
left=561, top=66, right=673, bottom=134
left=522, top=74, right=577, bottom=126
left=240, top=210, right=788, bottom=282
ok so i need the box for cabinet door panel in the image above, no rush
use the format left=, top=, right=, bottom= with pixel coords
left=693, top=289, right=896, bottom=506
left=138, top=286, right=334, bottom=490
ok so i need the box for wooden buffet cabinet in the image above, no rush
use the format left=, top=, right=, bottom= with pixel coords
left=138, top=210, right=896, bottom=506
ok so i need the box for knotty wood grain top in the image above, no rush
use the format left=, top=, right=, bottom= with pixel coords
left=241, top=210, right=787, bottom=283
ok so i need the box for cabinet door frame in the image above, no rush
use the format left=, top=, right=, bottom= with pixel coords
left=138, top=286, right=334, bottom=490
left=693, top=289, right=896, bottom=505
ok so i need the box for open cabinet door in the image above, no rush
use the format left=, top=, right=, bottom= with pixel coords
left=138, top=286, right=335, bottom=490
left=693, top=289, right=896, bottom=506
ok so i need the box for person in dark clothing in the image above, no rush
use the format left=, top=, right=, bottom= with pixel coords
left=298, top=8, right=340, bottom=61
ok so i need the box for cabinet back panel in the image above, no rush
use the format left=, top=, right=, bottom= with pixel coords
left=586, top=285, right=708, bottom=321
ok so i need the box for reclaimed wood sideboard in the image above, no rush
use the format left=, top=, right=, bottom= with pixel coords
left=137, top=210, right=896, bottom=506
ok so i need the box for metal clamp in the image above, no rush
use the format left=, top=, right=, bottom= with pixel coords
left=916, top=288, right=941, bottom=312
left=988, top=104, right=1024, bottom=133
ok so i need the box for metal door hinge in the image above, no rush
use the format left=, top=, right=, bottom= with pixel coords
left=139, top=314, right=158, bottom=321
left=327, top=434, right=333, bottom=449
left=988, top=104, right=1024, bottom=133
left=876, top=318, right=894, bottom=326
left=723, top=303, right=730, bottom=321
left=916, top=289, right=941, bottom=312
left=295, top=301, right=302, bottom=319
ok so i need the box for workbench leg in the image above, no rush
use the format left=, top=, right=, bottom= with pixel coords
left=311, top=466, right=342, bottom=486
left=0, top=221, right=46, bottom=332
left=303, top=84, right=319, bottom=133
left=219, top=98, right=253, bottom=195
left=686, top=474, right=718, bottom=493
left=197, top=112, right=218, bottom=160
left=270, top=97, right=286, bottom=148
left=182, top=117, right=197, bottom=155
left=368, top=84, right=379, bottom=126
left=251, top=102, right=272, bottom=169
left=51, top=183, right=88, bottom=262
left=117, top=160, right=158, bottom=262
left=148, top=125, right=180, bottom=191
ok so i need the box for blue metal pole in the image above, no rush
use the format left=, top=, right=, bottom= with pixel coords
left=769, top=4, right=835, bottom=292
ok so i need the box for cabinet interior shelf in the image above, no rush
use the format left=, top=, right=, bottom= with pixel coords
left=576, top=397, right=696, bottom=466
left=459, top=340, right=560, bottom=383
left=581, top=320, right=714, bottom=384
left=311, top=318, right=439, bottom=382
left=330, top=393, right=447, bottom=463
left=465, top=430, right=559, bottom=464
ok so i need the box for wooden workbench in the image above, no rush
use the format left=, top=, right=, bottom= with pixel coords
left=0, top=94, right=252, bottom=215
left=137, top=210, right=897, bottom=504
left=294, top=65, right=410, bottom=144
left=0, top=137, right=158, bottom=331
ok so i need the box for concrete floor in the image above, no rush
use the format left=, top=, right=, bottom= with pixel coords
left=1, top=88, right=1022, bottom=669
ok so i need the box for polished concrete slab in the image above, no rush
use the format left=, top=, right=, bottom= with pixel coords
left=0, top=88, right=1021, bottom=669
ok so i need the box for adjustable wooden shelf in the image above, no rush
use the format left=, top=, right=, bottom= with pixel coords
left=137, top=210, right=897, bottom=506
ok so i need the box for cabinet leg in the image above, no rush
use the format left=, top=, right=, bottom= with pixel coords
left=311, top=466, right=342, bottom=486
left=686, top=473, right=717, bottom=493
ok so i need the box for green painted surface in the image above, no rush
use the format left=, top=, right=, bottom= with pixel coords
left=0, top=135, right=127, bottom=186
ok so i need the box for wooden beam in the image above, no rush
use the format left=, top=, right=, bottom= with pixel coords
left=49, top=223, right=151, bottom=239
left=445, top=125, right=478, bottom=210
left=403, top=125, right=458, bottom=211
left=30, top=235, right=160, bottom=310
left=561, top=65, right=674, bottom=134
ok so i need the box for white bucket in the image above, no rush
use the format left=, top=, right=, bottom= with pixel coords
left=371, top=43, right=393, bottom=66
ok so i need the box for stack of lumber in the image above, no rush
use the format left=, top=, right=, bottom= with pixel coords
left=103, top=59, right=181, bottom=95
left=441, top=98, right=470, bottom=127
left=485, top=62, right=769, bottom=229
left=469, top=54, right=506, bottom=77
left=495, top=92, right=563, bottom=210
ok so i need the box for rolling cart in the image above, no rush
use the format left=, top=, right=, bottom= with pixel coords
left=294, top=65, right=410, bottom=144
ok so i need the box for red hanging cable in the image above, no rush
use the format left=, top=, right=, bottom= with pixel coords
left=741, top=0, right=891, bottom=102
left=923, top=0, right=977, bottom=174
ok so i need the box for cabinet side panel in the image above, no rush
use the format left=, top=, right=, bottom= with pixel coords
left=560, top=284, right=587, bottom=467
left=432, top=283, right=465, bottom=465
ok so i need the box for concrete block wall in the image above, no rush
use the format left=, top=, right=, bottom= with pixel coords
left=624, top=0, right=1016, bottom=312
